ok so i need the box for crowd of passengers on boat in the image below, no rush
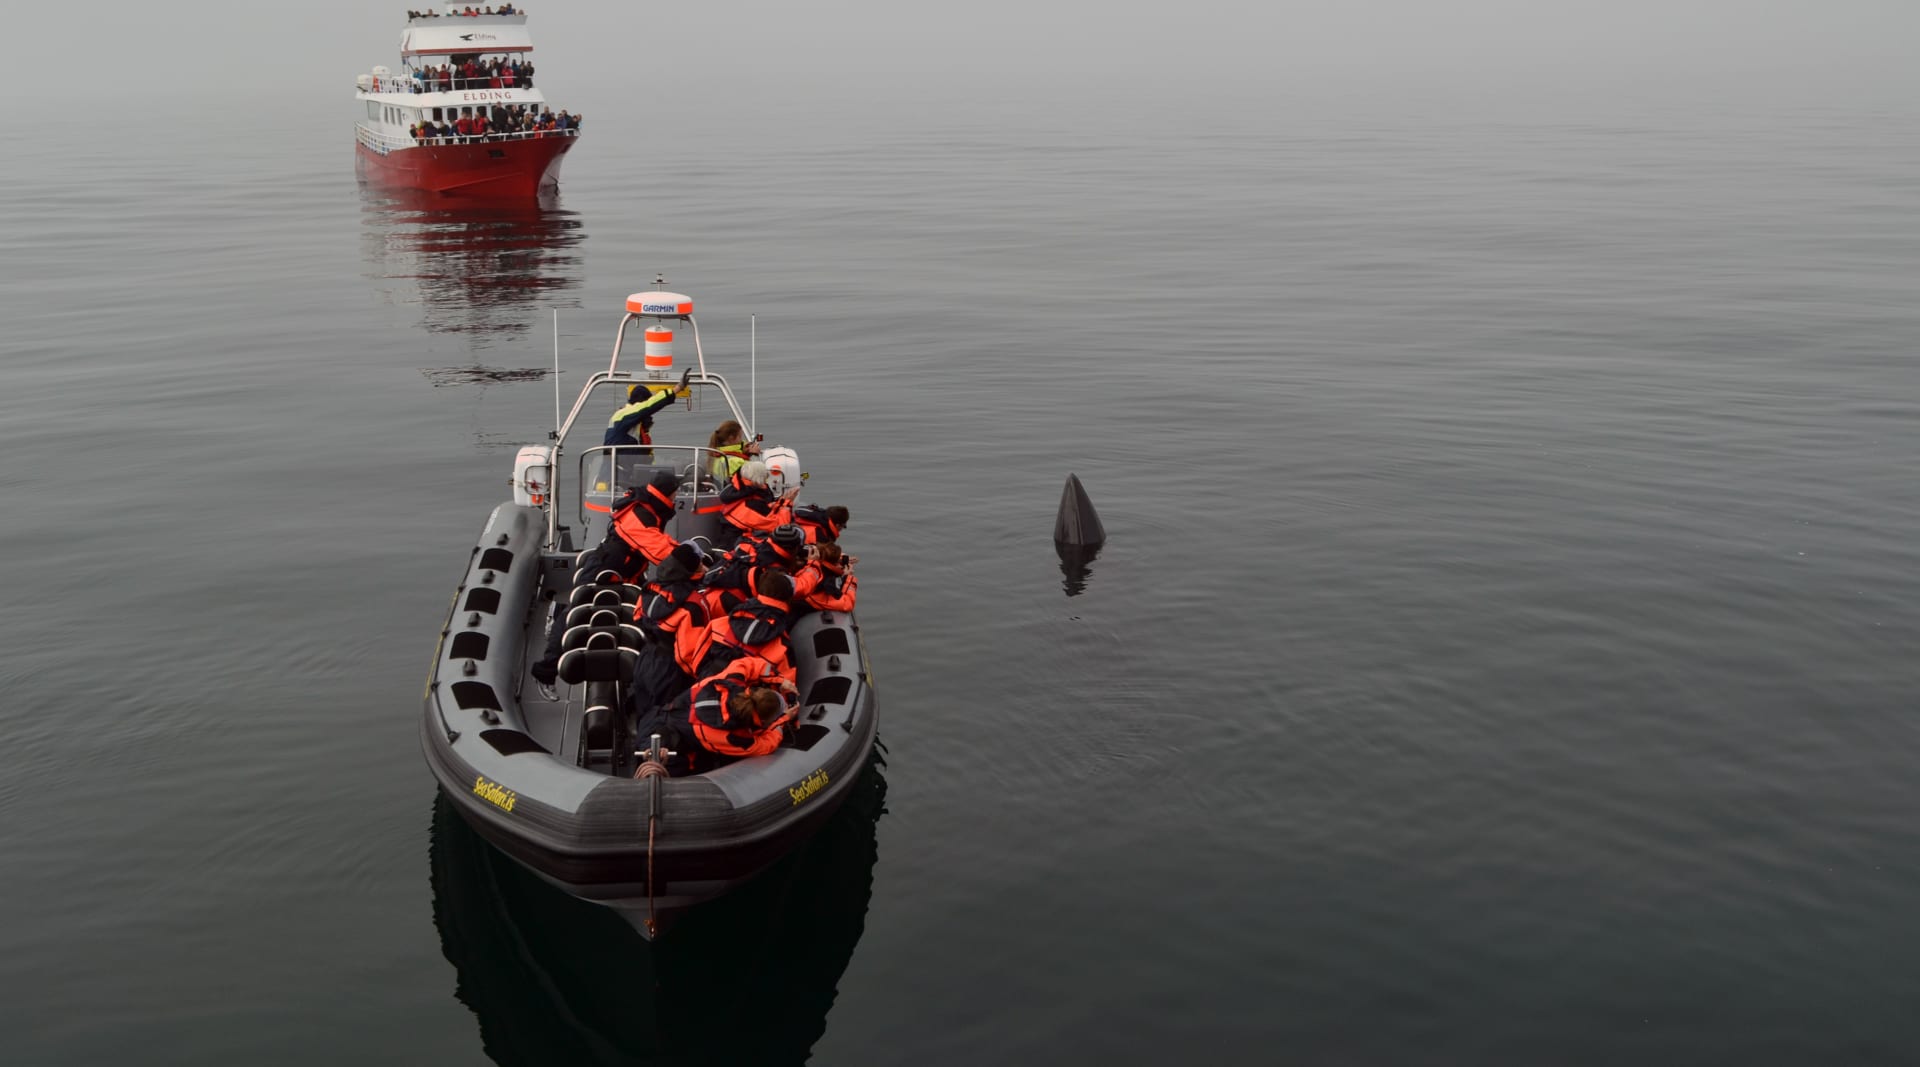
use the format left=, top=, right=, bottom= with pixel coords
left=409, top=104, right=579, bottom=144
left=408, top=5, right=523, bottom=17
left=396, top=57, right=538, bottom=93
left=530, top=379, right=859, bottom=777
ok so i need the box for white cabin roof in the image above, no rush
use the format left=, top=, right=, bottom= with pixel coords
left=401, top=17, right=533, bottom=57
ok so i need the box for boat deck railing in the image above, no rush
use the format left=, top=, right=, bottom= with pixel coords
left=548, top=370, right=755, bottom=550
left=574, top=443, right=727, bottom=526
left=354, top=123, right=578, bottom=153
left=363, top=76, right=545, bottom=95
left=407, top=13, right=528, bottom=26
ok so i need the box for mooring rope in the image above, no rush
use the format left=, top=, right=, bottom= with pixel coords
left=634, top=757, right=669, bottom=936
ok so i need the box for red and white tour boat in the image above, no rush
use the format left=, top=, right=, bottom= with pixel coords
left=354, top=6, right=579, bottom=197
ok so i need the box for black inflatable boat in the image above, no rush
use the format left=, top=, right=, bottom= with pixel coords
left=421, top=282, right=878, bottom=937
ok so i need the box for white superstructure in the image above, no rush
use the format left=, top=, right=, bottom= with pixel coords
left=353, top=6, right=563, bottom=158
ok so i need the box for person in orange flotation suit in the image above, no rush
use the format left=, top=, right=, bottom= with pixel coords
left=607, top=469, right=680, bottom=571
left=795, top=542, right=859, bottom=613
left=791, top=503, right=849, bottom=545
left=709, top=460, right=794, bottom=552
left=690, top=569, right=798, bottom=684
left=681, top=654, right=796, bottom=771
left=702, top=523, right=808, bottom=611
left=634, top=541, right=708, bottom=633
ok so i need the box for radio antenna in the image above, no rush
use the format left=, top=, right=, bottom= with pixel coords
left=750, top=314, right=757, bottom=433
left=551, top=308, right=562, bottom=438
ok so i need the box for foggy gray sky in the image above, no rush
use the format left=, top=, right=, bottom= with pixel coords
left=18, top=0, right=1919, bottom=113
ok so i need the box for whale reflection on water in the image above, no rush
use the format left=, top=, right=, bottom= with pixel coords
left=430, top=749, right=888, bottom=1066
left=1057, top=542, right=1102, bottom=598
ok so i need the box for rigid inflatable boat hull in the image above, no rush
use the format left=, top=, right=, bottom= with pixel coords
left=421, top=502, right=880, bottom=937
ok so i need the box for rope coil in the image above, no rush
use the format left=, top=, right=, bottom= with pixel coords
left=634, top=756, right=669, bottom=936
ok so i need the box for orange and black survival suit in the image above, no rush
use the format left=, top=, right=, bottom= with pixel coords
left=692, top=580, right=799, bottom=683
left=791, top=503, right=849, bottom=545
left=710, top=468, right=793, bottom=551
left=631, top=654, right=791, bottom=775
left=702, top=524, right=808, bottom=611
left=608, top=471, right=681, bottom=570
left=684, top=655, right=793, bottom=771
left=796, top=548, right=857, bottom=612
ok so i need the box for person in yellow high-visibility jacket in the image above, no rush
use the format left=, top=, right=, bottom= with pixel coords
left=705, top=418, right=761, bottom=481
left=604, top=369, right=691, bottom=450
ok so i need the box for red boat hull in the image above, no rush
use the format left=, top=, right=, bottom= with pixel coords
left=355, top=136, right=576, bottom=197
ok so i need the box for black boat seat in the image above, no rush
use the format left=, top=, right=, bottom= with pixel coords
left=556, top=645, right=639, bottom=685
left=568, top=584, right=639, bottom=610
left=678, top=463, right=720, bottom=493
left=565, top=603, right=631, bottom=629
left=562, top=621, right=645, bottom=653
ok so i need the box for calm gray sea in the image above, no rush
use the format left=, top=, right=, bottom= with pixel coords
left=2, top=83, right=1918, bottom=1065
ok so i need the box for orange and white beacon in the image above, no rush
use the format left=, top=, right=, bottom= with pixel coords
left=621, top=283, right=695, bottom=382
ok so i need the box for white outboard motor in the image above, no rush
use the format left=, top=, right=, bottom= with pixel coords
left=761, top=446, right=801, bottom=495
left=512, top=445, right=553, bottom=507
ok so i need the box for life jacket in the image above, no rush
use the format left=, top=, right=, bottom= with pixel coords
left=609, top=472, right=680, bottom=564
left=712, top=473, right=792, bottom=534
left=687, top=655, right=787, bottom=761
left=696, top=593, right=795, bottom=682
left=667, top=588, right=728, bottom=674
left=713, top=527, right=803, bottom=576
left=798, top=562, right=857, bottom=612
left=701, top=552, right=799, bottom=613
left=636, top=576, right=701, bottom=624
left=792, top=503, right=844, bottom=544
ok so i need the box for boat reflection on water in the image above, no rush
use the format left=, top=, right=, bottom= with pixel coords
left=359, top=188, right=585, bottom=353
left=429, top=749, right=888, bottom=1066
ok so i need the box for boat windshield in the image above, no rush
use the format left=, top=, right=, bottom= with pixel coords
left=564, top=375, right=746, bottom=528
